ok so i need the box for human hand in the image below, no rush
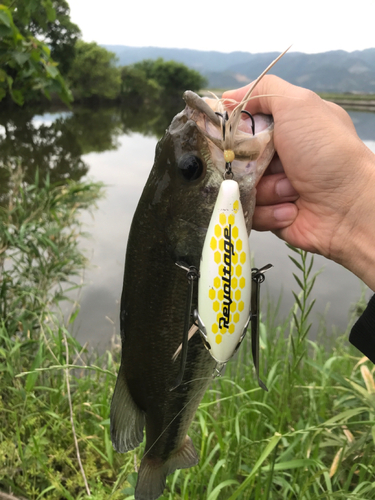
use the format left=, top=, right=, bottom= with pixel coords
left=223, top=76, right=375, bottom=291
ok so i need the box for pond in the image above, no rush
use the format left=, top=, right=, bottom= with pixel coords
left=1, top=101, right=374, bottom=351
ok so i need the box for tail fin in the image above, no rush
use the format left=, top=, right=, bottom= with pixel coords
left=135, top=435, right=198, bottom=500
left=110, top=362, right=145, bottom=452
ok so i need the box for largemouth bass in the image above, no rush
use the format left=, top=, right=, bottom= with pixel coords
left=110, top=52, right=287, bottom=500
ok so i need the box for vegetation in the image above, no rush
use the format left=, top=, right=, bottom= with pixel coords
left=0, top=0, right=79, bottom=105
left=0, top=169, right=374, bottom=499
left=24, top=0, right=81, bottom=78
left=67, top=41, right=121, bottom=101
left=120, top=66, right=160, bottom=102
left=0, top=0, right=205, bottom=105
left=120, top=58, right=207, bottom=102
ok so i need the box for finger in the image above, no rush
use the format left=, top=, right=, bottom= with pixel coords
left=256, top=173, right=299, bottom=207
left=222, top=75, right=300, bottom=116
left=252, top=203, right=298, bottom=231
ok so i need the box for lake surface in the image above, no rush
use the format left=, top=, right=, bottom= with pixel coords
left=2, top=103, right=374, bottom=351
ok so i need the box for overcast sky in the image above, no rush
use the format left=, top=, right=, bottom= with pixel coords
left=67, top=0, right=375, bottom=54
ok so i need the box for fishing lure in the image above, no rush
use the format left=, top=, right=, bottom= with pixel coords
left=171, top=48, right=293, bottom=391
left=172, top=131, right=272, bottom=392
left=195, top=138, right=272, bottom=389
left=196, top=176, right=251, bottom=364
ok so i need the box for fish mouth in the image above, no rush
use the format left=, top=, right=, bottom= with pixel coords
left=183, top=91, right=275, bottom=182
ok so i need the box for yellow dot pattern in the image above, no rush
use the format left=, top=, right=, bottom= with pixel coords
left=207, top=211, right=247, bottom=344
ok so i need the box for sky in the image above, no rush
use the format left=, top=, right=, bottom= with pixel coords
left=67, top=0, right=375, bottom=54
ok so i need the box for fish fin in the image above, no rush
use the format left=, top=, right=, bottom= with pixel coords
left=110, top=362, right=145, bottom=452
left=135, top=436, right=198, bottom=500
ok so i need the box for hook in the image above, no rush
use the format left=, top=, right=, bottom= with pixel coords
left=241, top=110, right=255, bottom=136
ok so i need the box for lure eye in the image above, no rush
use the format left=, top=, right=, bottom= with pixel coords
left=177, top=154, right=204, bottom=181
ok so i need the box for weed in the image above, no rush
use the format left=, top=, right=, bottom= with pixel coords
left=1, top=170, right=374, bottom=499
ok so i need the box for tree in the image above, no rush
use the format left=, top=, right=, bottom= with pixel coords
left=120, top=66, right=160, bottom=101
left=133, top=58, right=207, bottom=96
left=27, top=0, right=81, bottom=77
left=0, top=1, right=77, bottom=105
left=67, top=41, right=121, bottom=101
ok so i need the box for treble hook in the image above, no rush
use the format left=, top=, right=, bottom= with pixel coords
left=215, top=111, right=229, bottom=141
left=250, top=263, right=273, bottom=392
left=241, top=110, right=255, bottom=136
left=170, top=262, right=200, bottom=391
left=224, top=162, right=233, bottom=180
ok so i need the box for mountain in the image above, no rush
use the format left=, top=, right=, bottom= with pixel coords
left=103, top=45, right=375, bottom=93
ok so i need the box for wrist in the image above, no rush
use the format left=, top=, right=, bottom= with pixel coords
left=330, top=147, right=375, bottom=291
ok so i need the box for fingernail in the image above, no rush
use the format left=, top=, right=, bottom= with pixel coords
left=274, top=205, right=297, bottom=222
left=276, top=177, right=298, bottom=198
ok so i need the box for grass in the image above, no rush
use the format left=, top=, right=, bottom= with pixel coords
left=1, top=170, right=375, bottom=499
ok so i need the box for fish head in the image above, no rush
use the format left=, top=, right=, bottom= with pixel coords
left=148, top=90, right=274, bottom=260
left=181, top=91, right=274, bottom=222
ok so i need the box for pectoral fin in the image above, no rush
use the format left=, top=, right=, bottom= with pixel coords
left=135, top=435, right=198, bottom=500
left=110, top=362, right=145, bottom=452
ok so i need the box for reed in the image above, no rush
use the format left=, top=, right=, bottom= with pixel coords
left=1, top=170, right=374, bottom=499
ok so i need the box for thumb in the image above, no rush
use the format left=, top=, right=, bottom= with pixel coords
left=222, top=75, right=302, bottom=117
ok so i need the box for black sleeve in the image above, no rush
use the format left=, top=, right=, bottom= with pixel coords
left=349, top=294, right=375, bottom=364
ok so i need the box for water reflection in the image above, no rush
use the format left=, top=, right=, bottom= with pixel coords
left=120, top=96, right=184, bottom=137
left=0, top=96, right=183, bottom=201
left=0, top=107, right=87, bottom=196
left=1, top=100, right=374, bottom=351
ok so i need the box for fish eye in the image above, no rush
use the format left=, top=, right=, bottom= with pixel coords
left=177, top=154, right=204, bottom=181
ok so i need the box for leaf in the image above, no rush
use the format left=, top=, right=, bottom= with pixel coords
left=285, top=243, right=300, bottom=253
left=0, top=10, right=11, bottom=27
left=324, top=407, right=368, bottom=425
left=292, top=312, right=300, bottom=331
left=262, top=458, right=317, bottom=471
left=207, top=480, right=239, bottom=500
left=0, top=25, right=12, bottom=37
left=25, top=343, right=43, bottom=392
left=46, top=64, right=59, bottom=78
left=305, top=300, right=316, bottom=319
left=207, top=459, right=226, bottom=497
left=292, top=291, right=303, bottom=311
left=292, top=273, right=303, bottom=290
left=288, top=255, right=303, bottom=271
left=12, top=51, right=30, bottom=66
left=9, top=88, right=23, bottom=105
left=68, top=308, right=80, bottom=324
left=307, top=255, right=315, bottom=276
left=228, top=434, right=281, bottom=500
left=44, top=2, right=56, bottom=23
left=306, top=277, right=316, bottom=298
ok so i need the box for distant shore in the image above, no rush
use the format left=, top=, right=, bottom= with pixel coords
left=319, top=93, right=375, bottom=111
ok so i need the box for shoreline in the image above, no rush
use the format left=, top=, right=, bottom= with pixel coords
left=319, top=95, right=375, bottom=112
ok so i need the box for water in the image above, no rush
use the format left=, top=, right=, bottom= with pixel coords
left=1, top=103, right=374, bottom=350
left=75, top=110, right=375, bottom=350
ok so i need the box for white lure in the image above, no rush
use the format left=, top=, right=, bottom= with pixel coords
left=197, top=179, right=251, bottom=364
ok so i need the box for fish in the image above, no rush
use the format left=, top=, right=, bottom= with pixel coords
left=110, top=51, right=287, bottom=500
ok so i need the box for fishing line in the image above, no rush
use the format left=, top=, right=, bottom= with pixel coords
left=143, top=366, right=231, bottom=459
left=142, top=384, right=210, bottom=459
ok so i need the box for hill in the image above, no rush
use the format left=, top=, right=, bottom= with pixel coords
left=103, top=45, right=375, bottom=93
